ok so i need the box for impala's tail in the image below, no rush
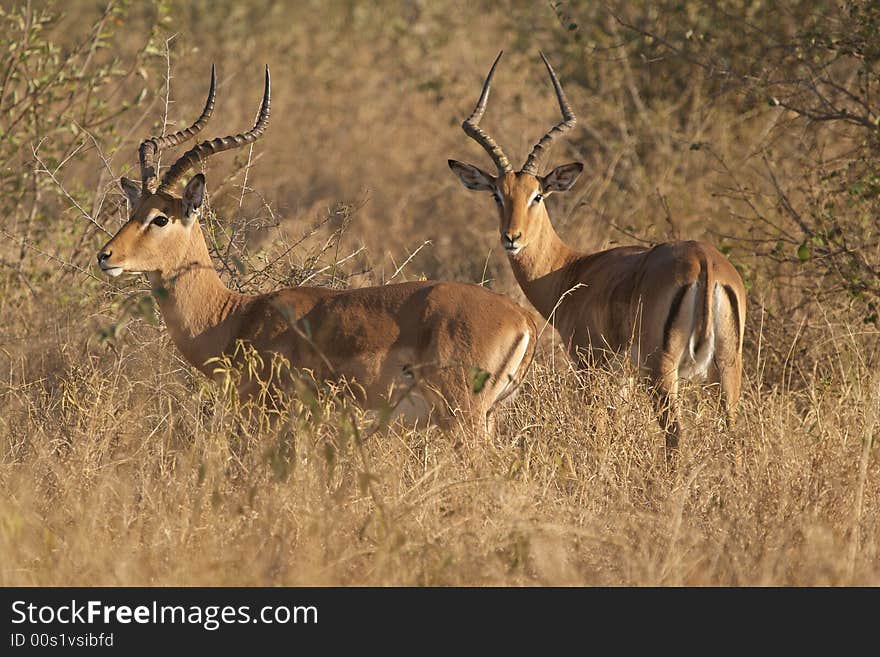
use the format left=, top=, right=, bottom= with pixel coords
left=690, top=253, right=715, bottom=365
left=663, top=254, right=717, bottom=379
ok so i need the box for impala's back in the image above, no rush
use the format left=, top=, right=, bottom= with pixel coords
left=238, top=280, right=536, bottom=428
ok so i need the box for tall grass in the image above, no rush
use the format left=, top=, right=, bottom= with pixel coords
left=2, top=317, right=878, bottom=585
left=0, top=0, right=878, bottom=585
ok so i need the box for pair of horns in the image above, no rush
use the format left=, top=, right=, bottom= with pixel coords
left=462, top=51, right=576, bottom=176
left=137, top=65, right=271, bottom=194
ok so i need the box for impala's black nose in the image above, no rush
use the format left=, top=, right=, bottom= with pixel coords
left=502, top=232, right=521, bottom=249
left=97, top=250, right=111, bottom=264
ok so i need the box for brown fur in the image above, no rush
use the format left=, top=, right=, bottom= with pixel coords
left=98, top=182, right=537, bottom=433
left=451, top=168, right=746, bottom=450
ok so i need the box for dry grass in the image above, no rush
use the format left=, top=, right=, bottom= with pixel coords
left=0, top=0, right=878, bottom=586
left=2, top=313, right=878, bottom=585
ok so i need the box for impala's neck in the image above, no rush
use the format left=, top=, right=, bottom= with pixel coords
left=507, top=208, right=580, bottom=320
left=147, top=225, right=247, bottom=374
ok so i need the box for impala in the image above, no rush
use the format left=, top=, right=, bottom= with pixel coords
left=449, top=52, right=746, bottom=449
left=98, top=67, right=536, bottom=433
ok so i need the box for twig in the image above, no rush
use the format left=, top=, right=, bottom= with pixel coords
left=299, top=247, right=366, bottom=286
left=388, top=240, right=431, bottom=282
left=156, top=35, right=178, bottom=174
left=1, top=227, right=107, bottom=284
left=31, top=142, right=111, bottom=236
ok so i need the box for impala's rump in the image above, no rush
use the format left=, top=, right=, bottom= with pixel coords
left=665, top=279, right=722, bottom=381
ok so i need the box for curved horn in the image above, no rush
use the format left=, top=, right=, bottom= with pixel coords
left=520, top=52, right=576, bottom=176
left=461, top=51, right=512, bottom=175
left=139, top=64, right=217, bottom=193
left=158, top=66, right=271, bottom=193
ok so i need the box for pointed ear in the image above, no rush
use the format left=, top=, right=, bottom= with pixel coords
left=119, top=177, right=141, bottom=207
left=540, top=162, right=583, bottom=193
left=448, top=160, right=496, bottom=192
left=182, top=173, right=206, bottom=225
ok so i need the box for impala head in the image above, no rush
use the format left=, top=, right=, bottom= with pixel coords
left=448, top=52, right=583, bottom=256
left=97, top=66, right=271, bottom=277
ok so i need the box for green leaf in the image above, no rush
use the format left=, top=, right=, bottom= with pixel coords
left=797, top=242, right=811, bottom=262
left=470, top=367, right=490, bottom=394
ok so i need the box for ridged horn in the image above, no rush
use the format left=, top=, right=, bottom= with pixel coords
left=461, top=51, right=512, bottom=175
left=158, top=66, right=271, bottom=193
left=520, top=52, right=576, bottom=176
left=138, top=64, right=216, bottom=193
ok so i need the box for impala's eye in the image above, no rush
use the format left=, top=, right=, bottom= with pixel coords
left=533, top=193, right=543, bottom=205
left=152, top=215, right=169, bottom=227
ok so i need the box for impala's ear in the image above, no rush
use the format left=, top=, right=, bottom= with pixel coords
left=448, top=160, right=496, bottom=192
left=119, top=177, right=141, bottom=207
left=540, top=162, right=583, bottom=193
left=182, top=173, right=206, bottom=225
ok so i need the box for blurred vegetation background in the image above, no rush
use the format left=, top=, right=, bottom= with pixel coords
left=3, top=0, right=880, bottom=382
left=1, top=1, right=878, bottom=585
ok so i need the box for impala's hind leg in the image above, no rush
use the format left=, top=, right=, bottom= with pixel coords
left=482, top=409, right=497, bottom=441
left=711, top=289, right=743, bottom=429
left=648, top=350, right=681, bottom=455
left=710, top=332, right=743, bottom=471
left=715, top=350, right=742, bottom=430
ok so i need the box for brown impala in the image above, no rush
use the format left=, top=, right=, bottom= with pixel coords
left=449, top=52, right=746, bottom=450
left=98, top=66, right=536, bottom=433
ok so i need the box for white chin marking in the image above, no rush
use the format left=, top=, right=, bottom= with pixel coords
left=505, top=246, right=523, bottom=256
left=102, top=267, right=123, bottom=277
